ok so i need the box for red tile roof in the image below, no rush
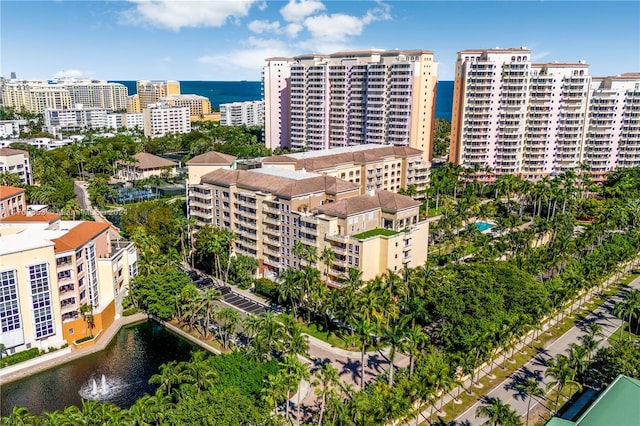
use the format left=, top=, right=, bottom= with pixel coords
left=186, top=151, right=237, bottom=165
left=0, top=212, right=59, bottom=223
left=0, top=186, right=25, bottom=200
left=51, top=221, right=110, bottom=253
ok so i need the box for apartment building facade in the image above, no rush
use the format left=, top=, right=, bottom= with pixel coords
left=0, top=148, right=32, bottom=185
left=449, top=48, right=640, bottom=181
left=116, top=152, right=178, bottom=181
left=143, top=103, right=191, bottom=137
left=130, top=80, right=180, bottom=113
left=55, top=79, right=128, bottom=111
left=0, top=214, right=138, bottom=354
left=0, top=79, right=128, bottom=114
left=220, top=100, right=264, bottom=126
left=263, top=50, right=438, bottom=161
left=261, top=144, right=429, bottom=194
left=0, top=80, right=73, bottom=114
left=188, top=168, right=428, bottom=285
left=106, top=112, right=145, bottom=131
left=161, top=94, right=212, bottom=118
left=0, top=186, right=26, bottom=218
left=43, top=106, right=109, bottom=135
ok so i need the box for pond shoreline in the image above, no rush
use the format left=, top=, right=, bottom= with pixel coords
left=0, top=313, right=147, bottom=386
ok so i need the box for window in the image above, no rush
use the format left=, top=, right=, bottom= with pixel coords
left=29, top=263, right=54, bottom=339
left=0, top=270, right=20, bottom=333
left=77, top=263, right=83, bottom=274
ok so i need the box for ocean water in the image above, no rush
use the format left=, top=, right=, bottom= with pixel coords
left=112, top=80, right=453, bottom=120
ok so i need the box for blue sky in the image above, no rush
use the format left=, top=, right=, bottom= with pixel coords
left=1, top=1, right=638, bottom=81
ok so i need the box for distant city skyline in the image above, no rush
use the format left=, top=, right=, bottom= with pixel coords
left=1, top=0, right=638, bottom=81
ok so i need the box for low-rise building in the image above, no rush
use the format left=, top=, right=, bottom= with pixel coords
left=188, top=167, right=428, bottom=285
left=0, top=148, right=32, bottom=185
left=106, top=112, right=144, bottom=131
left=0, top=186, right=26, bottom=218
left=116, top=152, right=178, bottom=181
left=0, top=213, right=138, bottom=355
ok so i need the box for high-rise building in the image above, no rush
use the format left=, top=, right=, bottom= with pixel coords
left=449, top=48, right=640, bottom=181
left=134, top=80, right=180, bottom=112
left=0, top=79, right=128, bottom=114
left=0, top=80, right=72, bottom=114
left=161, top=94, right=211, bottom=118
left=143, top=102, right=191, bottom=137
left=220, top=100, right=264, bottom=126
left=43, top=106, right=109, bottom=135
left=263, top=50, right=438, bottom=161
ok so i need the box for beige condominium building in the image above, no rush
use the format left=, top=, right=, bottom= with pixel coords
left=188, top=167, right=428, bottom=285
left=127, top=80, right=181, bottom=113
left=261, top=144, right=430, bottom=194
left=0, top=80, right=72, bottom=114
left=161, top=94, right=212, bottom=118
left=186, top=151, right=237, bottom=184
left=142, top=102, right=191, bottom=137
left=263, top=49, right=438, bottom=162
left=0, top=148, right=32, bottom=185
left=0, top=213, right=137, bottom=355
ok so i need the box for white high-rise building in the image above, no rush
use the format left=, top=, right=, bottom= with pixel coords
left=220, top=100, right=264, bottom=126
left=43, top=106, right=109, bottom=136
left=143, top=103, right=191, bottom=137
left=449, top=47, right=639, bottom=181
left=263, top=50, right=438, bottom=162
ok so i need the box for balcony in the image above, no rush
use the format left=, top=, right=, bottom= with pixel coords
left=263, top=257, right=281, bottom=267
left=190, top=209, right=213, bottom=220
left=263, top=215, right=281, bottom=226
left=264, top=226, right=281, bottom=237
left=263, top=247, right=281, bottom=257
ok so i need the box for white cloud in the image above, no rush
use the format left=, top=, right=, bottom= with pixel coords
left=248, top=19, right=281, bottom=34
left=197, top=37, right=291, bottom=76
left=532, top=51, right=551, bottom=61
left=280, top=0, right=325, bottom=23
left=304, top=13, right=365, bottom=42
left=283, top=23, right=303, bottom=38
left=53, top=69, right=89, bottom=79
left=122, top=0, right=260, bottom=31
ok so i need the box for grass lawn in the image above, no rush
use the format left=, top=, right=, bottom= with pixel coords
left=280, top=314, right=378, bottom=352
left=608, top=323, right=639, bottom=345
left=168, top=319, right=227, bottom=352
left=352, top=228, right=399, bottom=239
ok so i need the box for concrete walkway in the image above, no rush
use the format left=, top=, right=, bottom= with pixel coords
left=0, top=312, right=147, bottom=385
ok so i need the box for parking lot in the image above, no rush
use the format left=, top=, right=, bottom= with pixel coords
left=218, top=286, right=267, bottom=315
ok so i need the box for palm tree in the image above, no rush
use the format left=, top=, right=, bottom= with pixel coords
left=280, top=314, right=309, bottom=357
left=214, top=307, right=241, bottom=349
left=79, top=303, right=95, bottom=338
left=353, top=319, right=376, bottom=389
left=545, top=355, right=582, bottom=413
left=382, top=320, right=407, bottom=387
left=403, top=325, right=428, bottom=376
left=278, top=268, right=303, bottom=320
left=313, top=362, right=340, bottom=426
left=195, top=287, right=222, bottom=339
left=475, top=396, right=522, bottom=426
left=516, top=379, right=545, bottom=426
left=320, top=246, right=336, bottom=285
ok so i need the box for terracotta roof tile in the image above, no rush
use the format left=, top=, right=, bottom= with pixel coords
left=186, top=151, right=237, bottom=165
left=0, top=148, right=29, bottom=157
left=51, top=222, right=110, bottom=253
left=118, top=152, right=178, bottom=170
left=200, top=169, right=359, bottom=198
left=0, top=212, right=59, bottom=223
left=0, top=186, right=25, bottom=200
left=316, top=190, right=420, bottom=217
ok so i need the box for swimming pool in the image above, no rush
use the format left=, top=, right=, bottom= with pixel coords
left=474, top=221, right=494, bottom=232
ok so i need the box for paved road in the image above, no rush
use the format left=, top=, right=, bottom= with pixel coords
left=452, top=273, right=640, bottom=426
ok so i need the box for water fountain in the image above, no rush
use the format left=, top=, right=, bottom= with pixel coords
left=79, top=374, right=125, bottom=401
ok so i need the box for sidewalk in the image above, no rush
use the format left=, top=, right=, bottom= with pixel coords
left=0, top=312, right=147, bottom=385
left=404, top=256, right=640, bottom=426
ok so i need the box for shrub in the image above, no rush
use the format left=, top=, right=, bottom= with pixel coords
left=123, top=307, right=140, bottom=316
left=0, top=348, right=40, bottom=368
left=253, top=278, right=277, bottom=300
left=74, top=336, right=95, bottom=344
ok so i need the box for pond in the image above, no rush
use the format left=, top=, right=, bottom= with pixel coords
left=0, top=321, right=199, bottom=416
